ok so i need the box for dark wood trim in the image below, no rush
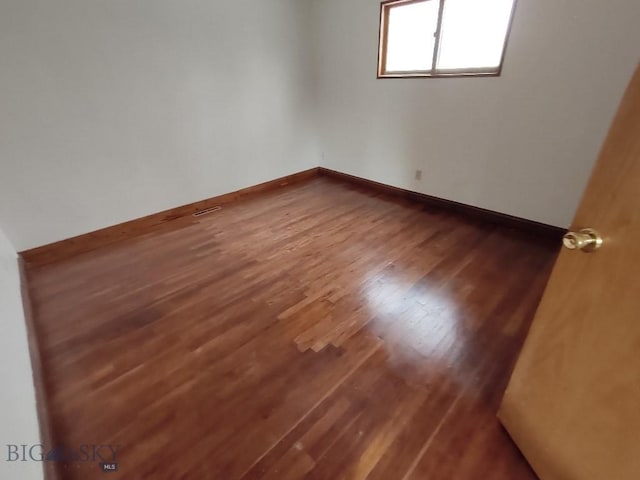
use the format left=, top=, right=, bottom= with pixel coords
left=318, top=167, right=566, bottom=240
left=21, top=168, right=321, bottom=267
left=378, top=71, right=501, bottom=79
left=377, top=1, right=389, bottom=77
left=21, top=164, right=563, bottom=267
left=18, top=258, right=60, bottom=480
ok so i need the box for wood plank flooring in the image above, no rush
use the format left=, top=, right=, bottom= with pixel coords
left=25, top=177, right=559, bottom=479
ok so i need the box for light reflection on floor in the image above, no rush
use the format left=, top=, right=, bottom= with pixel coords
left=363, top=266, right=473, bottom=387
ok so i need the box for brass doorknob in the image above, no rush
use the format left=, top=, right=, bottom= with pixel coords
left=562, top=228, right=603, bottom=252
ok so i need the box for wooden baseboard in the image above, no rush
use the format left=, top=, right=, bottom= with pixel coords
left=18, top=258, right=60, bottom=479
left=318, top=167, right=566, bottom=240
left=21, top=165, right=564, bottom=266
left=21, top=168, right=320, bottom=266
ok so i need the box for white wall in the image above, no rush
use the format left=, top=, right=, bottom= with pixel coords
left=0, top=228, right=42, bottom=479
left=312, top=0, right=640, bottom=227
left=0, top=0, right=319, bottom=251
left=1, top=0, right=638, bottom=249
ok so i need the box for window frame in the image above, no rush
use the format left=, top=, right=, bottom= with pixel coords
left=377, top=0, right=517, bottom=79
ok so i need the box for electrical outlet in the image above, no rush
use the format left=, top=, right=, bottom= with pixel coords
left=415, top=169, right=423, bottom=181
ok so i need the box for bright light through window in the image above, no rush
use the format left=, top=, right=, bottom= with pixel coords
left=378, top=0, right=516, bottom=78
left=385, top=1, right=439, bottom=72
left=437, top=0, right=515, bottom=70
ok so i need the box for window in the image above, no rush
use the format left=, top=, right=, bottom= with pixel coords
left=378, top=0, right=516, bottom=78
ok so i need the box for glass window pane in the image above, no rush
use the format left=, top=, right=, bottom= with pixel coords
left=385, top=0, right=439, bottom=72
left=436, top=0, right=514, bottom=71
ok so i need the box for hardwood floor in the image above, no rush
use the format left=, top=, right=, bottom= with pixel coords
left=25, top=177, right=558, bottom=479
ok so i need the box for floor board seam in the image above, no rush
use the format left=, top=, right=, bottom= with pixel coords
left=400, top=392, right=464, bottom=480
left=238, top=340, right=383, bottom=478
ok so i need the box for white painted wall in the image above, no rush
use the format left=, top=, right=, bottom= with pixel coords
left=0, top=0, right=319, bottom=251
left=312, top=0, right=640, bottom=227
left=1, top=0, right=638, bottom=248
left=0, top=228, right=42, bottom=479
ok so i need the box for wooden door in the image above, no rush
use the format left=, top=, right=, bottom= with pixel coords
left=499, top=64, right=640, bottom=480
